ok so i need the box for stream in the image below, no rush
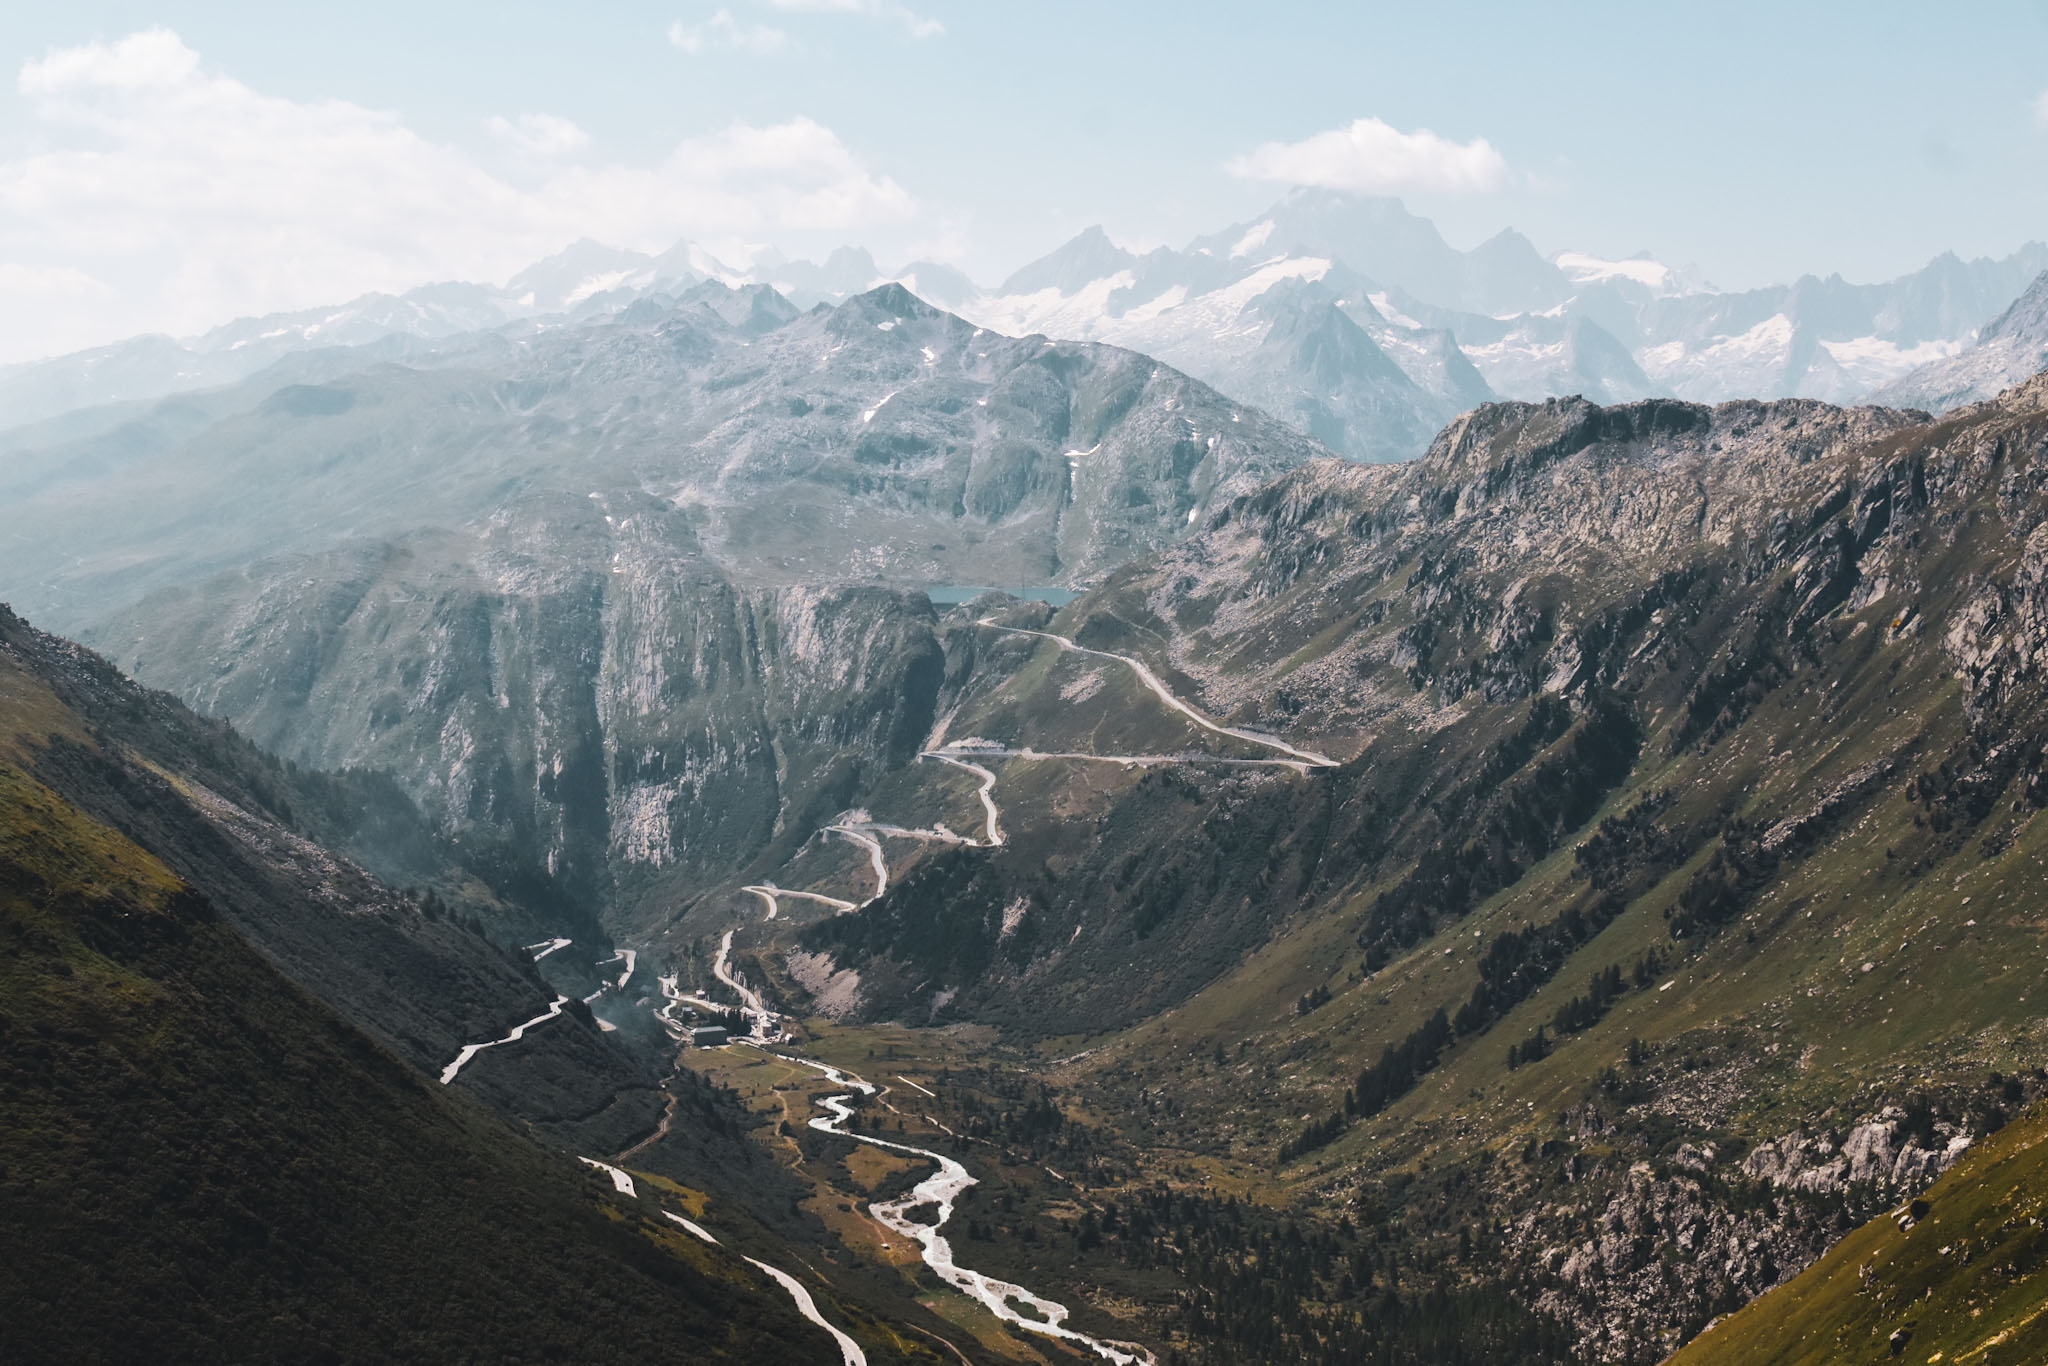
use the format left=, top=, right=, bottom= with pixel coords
left=765, top=1048, right=1156, bottom=1366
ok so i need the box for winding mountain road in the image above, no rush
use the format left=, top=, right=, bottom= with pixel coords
left=979, top=620, right=1338, bottom=769
left=439, top=995, right=569, bottom=1084
left=723, top=616, right=1328, bottom=933
left=928, top=741, right=1320, bottom=776
left=923, top=752, right=1004, bottom=845
left=591, top=609, right=1338, bottom=1365
left=745, top=884, right=858, bottom=920
left=712, top=929, right=766, bottom=1017
left=823, top=824, right=890, bottom=903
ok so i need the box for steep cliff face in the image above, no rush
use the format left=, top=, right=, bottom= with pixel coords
left=596, top=570, right=946, bottom=924
left=89, top=510, right=949, bottom=928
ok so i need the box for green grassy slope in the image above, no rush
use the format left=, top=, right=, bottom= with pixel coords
left=1670, top=1097, right=2048, bottom=1366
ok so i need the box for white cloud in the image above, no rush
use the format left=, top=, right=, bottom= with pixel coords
left=487, top=112, right=591, bottom=158
left=546, top=117, right=916, bottom=238
left=1225, top=117, right=1509, bottom=196
left=0, top=262, right=114, bottom=298
left=668, top=10, right=789, bottom=55
left=761, top=0, right=943, bottom=39
left=0, top=28, right=916, bottom=362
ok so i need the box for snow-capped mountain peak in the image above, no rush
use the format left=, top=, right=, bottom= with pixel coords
left=3, top=192, right=2043, bottom=474
left=1550, top=250, right=1714, bottom=298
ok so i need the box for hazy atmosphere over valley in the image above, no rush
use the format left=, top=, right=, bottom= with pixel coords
left=7, top=6, right=2048, bottom=1364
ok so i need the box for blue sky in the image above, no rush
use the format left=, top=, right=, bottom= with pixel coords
left=0, top=1, right=2043, bottom=360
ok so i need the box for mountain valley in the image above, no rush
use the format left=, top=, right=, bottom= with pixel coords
left=6, top=184, right=2048, bottom=1364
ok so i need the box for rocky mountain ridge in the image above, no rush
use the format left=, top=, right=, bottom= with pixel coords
left=677, top=372, right=2048, bottom=1362
left=5, top=281, right=1325, bottom=634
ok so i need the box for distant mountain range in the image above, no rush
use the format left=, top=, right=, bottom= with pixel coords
left=1872, top=266, right=2048, bottom=412
left=954, top=192, right=2047, bottom=459
left=3, top=190, right=2039, bottom=464
left=2, top=281, right=1322, bottom=630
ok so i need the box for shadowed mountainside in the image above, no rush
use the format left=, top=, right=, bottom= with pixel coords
left=0, top=712, right=849, bottom=1364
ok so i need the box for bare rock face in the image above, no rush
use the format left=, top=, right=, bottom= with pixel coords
left=1946, top=519, right=2048, bottom=724
left=1741, top=1113, right=1972, bottom=1195
left=1491, top=1093, right=1986, bottom=1366
left=89, top=514, right=949, bottom=928
left=1528, top=1165, right=1824, bottom=1363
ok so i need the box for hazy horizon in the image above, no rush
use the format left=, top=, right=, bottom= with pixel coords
left=2, top=2, right=2046, bottom=363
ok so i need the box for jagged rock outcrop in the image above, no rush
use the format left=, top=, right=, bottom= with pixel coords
left=1741, top=1113, right=1971, bottom=1194
left=1945, top=519, right=2048, bottom=724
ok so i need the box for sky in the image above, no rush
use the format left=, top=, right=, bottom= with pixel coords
left=0, top=1, right=2045, bottom=363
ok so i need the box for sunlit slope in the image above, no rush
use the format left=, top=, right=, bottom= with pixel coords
left=1669, top=1098, right=2048, bottom=1366
left=738, top=378, right=2048, bottom=1362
